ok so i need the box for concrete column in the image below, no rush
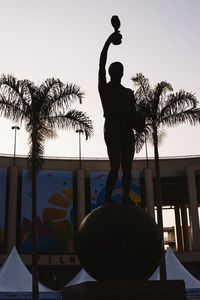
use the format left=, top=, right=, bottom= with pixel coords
left=144, top=168, right=155, bottom=219
left=76, top=168, right=86, bottom=228
left=180, top=202, right=191, bottom=251
left=6, top=166, right=19, bottom=253
left=186, top=167, right=200, bottom=250
left=174, top=204, right=183, bottom=252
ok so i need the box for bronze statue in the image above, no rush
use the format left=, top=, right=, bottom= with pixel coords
left=98, top=16, right=136, bottom=205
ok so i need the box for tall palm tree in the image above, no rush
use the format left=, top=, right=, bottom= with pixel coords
left=0, top=74, right=93, bottom=300
left=131, top=73, right=200, bottom=280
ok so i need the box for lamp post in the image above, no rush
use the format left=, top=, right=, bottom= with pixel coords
left=11, top=126, right=20, bottom=166
left=76, top=129, right=84, bottom=169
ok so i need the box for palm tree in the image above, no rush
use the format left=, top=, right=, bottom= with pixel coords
left=131, top=73, right=200, bottom=280
left=0, top=74, right=93, bottom=300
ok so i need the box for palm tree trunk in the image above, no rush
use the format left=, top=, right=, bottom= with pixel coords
left=153, top=126, right=166, bottom=280
left=145, top=135, right=149, bottom=168
left=32, top=134, right=39, bottom=300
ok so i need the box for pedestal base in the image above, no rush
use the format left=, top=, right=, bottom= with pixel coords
left=62, top=280, right=186, bottom=300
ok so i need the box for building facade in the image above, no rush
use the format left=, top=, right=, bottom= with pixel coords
left=0, top=155, right=200, bottom=288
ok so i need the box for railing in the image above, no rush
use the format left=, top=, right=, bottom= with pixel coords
left=0, top=153, right=200, bottom=161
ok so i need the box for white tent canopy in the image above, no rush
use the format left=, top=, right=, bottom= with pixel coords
left=66, top=268, right=95, bottom=287
left=0, top=247, right=60, bottom=299
left=150, top=247, right=200, bottom=289
left=65, top=247, right=200, bottom=290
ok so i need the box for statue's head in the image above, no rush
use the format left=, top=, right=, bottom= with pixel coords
left=108, top=62, right=124, bottom=81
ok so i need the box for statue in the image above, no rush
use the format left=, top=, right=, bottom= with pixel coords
left=98, top=16, right=136, bottom=205
left=66, top=17, right=183, bottom=300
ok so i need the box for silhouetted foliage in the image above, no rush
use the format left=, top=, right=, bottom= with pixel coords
left=0, top=74, right=93, bottom=300
left=132, top=73, right=199, bottom=153
left=131, top=72, right=200, bottom=280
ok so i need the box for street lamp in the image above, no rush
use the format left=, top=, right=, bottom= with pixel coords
left=11, top=126, right=20, bottom=166
left=76, top=129, right=84, bottom=169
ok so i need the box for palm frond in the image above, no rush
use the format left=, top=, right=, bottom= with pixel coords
left=161, top=108, right=200, bottom=127
left=0, top=75, right=27, bottom=105
left=134, top=126, right=152, bottom=153
left=153, top=81, right=173, bottom=111
left=160, top=91, right=198, bottom=125
left=0, top=74, right=21, bottom=91
left=131, top=73, right=152, bottom=103
left=146, top=82, right=172, bottom=123
left=0, top=94, right=25, bottom=121
left=0, top=75, right=33, bottom=118
left=153, top=81, right=173, bottom=100
left=135, top=131, right=146, bottom=153
left=50, top=109, right=93, bottom=140
left=39, top=78, right=62, bottom=97
left=40, top=79, right=84, bottom=111
left=20, top=79, right=39, bottom=102
left=159, top=90, right=198, bottom=126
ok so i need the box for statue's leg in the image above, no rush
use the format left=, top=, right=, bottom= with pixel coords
left=104, top=126, right=120, bottom=204
left=104, top=153, right=120, bottom=203
left=121, top=132, right=135, bottom=203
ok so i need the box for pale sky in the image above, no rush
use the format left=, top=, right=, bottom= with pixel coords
left=0, top=0, right=200, bottom=159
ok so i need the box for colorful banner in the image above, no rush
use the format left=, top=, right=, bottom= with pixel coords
left=21, top=170, right=74, bottom=254
left=90, top=171, right=141, bottom=210
left=0, top=168, right=7, bottom=253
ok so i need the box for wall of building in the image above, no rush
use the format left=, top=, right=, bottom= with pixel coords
left=0, top=155, right=200, bottom=283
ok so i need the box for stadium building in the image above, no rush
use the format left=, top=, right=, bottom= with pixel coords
left=0, top=154, right=200, bottom=288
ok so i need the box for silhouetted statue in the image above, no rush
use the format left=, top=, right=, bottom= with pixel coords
left=98, top=16, right=136, bottom=205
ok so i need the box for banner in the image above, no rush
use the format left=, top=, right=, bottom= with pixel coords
left=90, top=171, right=141, bottom=210
left=21, top=170, right=74, bottom=254
left=0, top=168, right=7, bottom=253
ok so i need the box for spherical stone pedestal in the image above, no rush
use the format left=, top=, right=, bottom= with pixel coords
left=76, top=203, right=162, bottom=281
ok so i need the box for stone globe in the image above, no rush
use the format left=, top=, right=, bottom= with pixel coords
left=76, top=203, right=162, bottom=281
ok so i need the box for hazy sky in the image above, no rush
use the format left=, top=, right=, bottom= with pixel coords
left=0, top=0, right=200, bottom=158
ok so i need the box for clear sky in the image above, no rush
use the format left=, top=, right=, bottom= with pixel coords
left=0, top=0, right=200, bottom=159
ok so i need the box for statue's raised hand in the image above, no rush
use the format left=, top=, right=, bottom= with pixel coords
left=107, top=32, right=122, bottom=45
